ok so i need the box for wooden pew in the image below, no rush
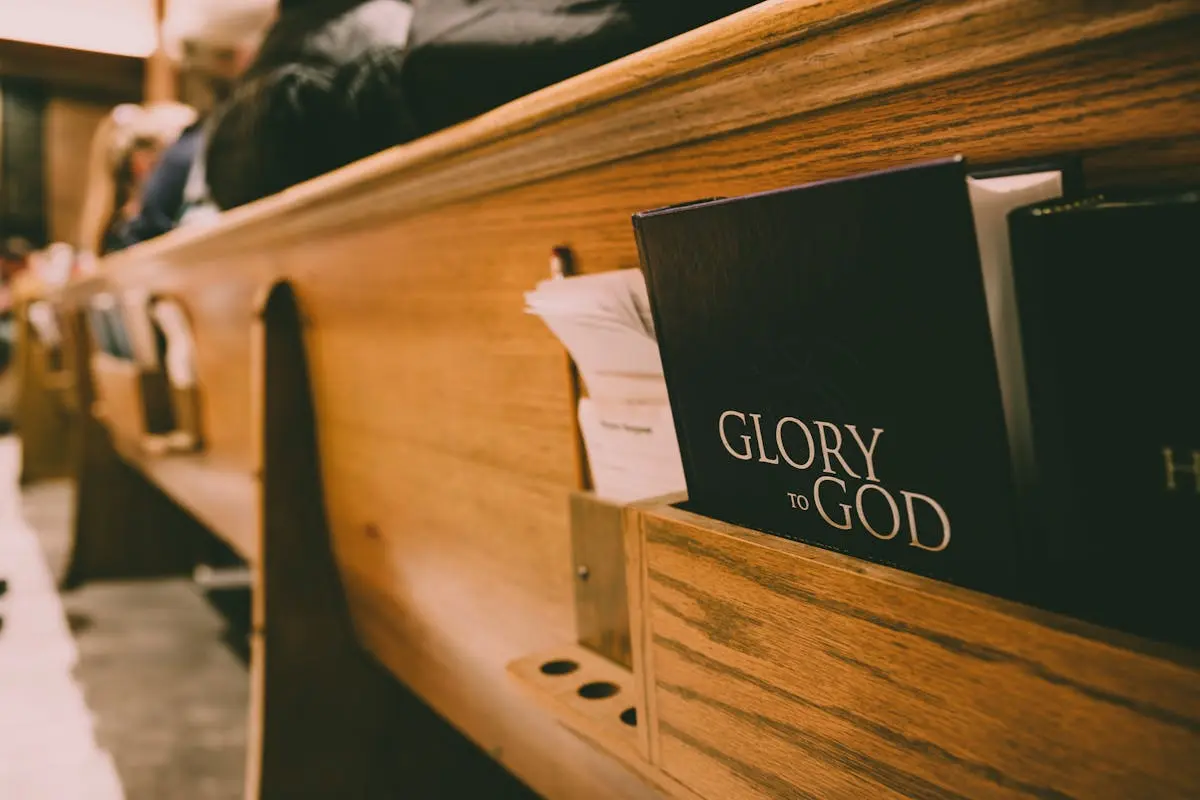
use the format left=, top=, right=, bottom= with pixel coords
left=58, top=1, right=1200, bottom=798
left=10, top=277, right=74, bottom=483
left=42, top=278, right=230, bottom=587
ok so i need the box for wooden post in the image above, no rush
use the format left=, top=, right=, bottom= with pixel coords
left=143, top=0, right=176, bottom=103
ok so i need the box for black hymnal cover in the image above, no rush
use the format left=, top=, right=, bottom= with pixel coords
left=1009, top=189, right=1200, bottom=647
left=634, top=158, right=1021, bottom=594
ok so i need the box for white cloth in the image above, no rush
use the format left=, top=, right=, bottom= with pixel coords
left=0, top=438, right=125, bottom=799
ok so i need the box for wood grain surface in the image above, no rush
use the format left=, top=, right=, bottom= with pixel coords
left=508, top=644, right=644, bottom=767
left=43, top=97, right=113, bottom=244
left=571, top=491, right=634, bottom=669
left=250, top=282, right=533, bottom=799
left=0, top=39, right=143, bottom=101
left=55, top=1, right=1200, bottom=797
left=89, top=354, right=153, bottom=444
left=638, top=504, right=1200, bottom=800
left=12, top=297, right=73, bottom=483
left=110, top=446, right=259, bottom=561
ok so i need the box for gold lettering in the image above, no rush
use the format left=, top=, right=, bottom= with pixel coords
left=902, top=491, right=951, bottom=552
left=855, top=483, right=900, bottom=540
left=776, top=417, right=815, bottom=470
left=814, top=475, right=852, bottom=530
left=846, top=425, right=884, bottom=482
left=719, top=411, right=753, bottom=461
left=1162, top=447, right=1200, bottom=493
left=815, top=420, right=861, bottom=479
left=749, top=413, right=780, bottom=465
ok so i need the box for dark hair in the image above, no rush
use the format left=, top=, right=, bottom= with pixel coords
left=206, top=47, right=416, bottom=210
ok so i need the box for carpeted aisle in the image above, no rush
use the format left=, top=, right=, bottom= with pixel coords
left=0, top=437, right=124, bottom=799
left=2, top=436, right=250, bottom=799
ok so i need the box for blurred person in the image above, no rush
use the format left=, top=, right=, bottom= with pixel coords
left=76, top=102, right=197, bottom=257
left=116, top=0, right=278, bottom=247
left=201, top=0, right=758, bottom=212
left=397, top=1, right=760, bottom=137
left=28, top=242, right=76, bottom=287
left=202, top=0, right=417, bottom=211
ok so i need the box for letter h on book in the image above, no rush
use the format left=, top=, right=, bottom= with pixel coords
left=1162, top=447, right=1200, bottom=493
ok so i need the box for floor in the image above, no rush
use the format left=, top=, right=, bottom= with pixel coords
left=2, top=436, right=250, bottom=799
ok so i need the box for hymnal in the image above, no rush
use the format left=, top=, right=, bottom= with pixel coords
left=634, top=157, right=1063, bottom=595
left=1009, top=188, right=1199, bottom=646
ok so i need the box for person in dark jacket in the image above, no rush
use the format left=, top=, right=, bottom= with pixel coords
left=205, top=0, right=757, bottom=211
left=204, top=0, right=417, bottom=211
left=113, top=0, right=278, bottom=246
left=397, top=0, right=755, bottom=137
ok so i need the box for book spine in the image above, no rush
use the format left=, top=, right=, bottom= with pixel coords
left=1006, top=206, right=1084, bottom=605
left=632, top=214, right=694, bottom=506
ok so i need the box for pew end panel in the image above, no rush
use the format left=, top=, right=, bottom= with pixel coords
left=249, top=281, right=545, bottom=799
left=63, top=265, right=277, bottom=565
left=12, top=291, right=75, bottom=483
left=86, top=343, right=260, bottom=562
left=61, top=307, right=236, bottom=587
left=89, top=352, right=174, bottom=450
left=120, top=277, right=275, bottom=562
left=98, top=252, right=283, bottom=477
left=53, top=272, right=259, bottom=580
left=181, top=271, right=278, bottom=476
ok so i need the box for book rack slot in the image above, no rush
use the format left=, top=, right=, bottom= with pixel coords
left=509, top=645, right=644, bottom=765
left=150, top=297, right=204, bottom=454
left=570, top=491, right=634, bottom=669
left=89, top=352, right=175, bottom=452
left=164, top=385, right=203, bottom=453
left=629, top=503, right=1200, bottom=800
left=508, top=493, right=669, bottom=785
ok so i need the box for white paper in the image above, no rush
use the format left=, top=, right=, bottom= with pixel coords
left=968, top=170, right=1064, bottom=495
left=578, top=398, right=686, bottom=503
left=526, top=268, right=685, bottom=502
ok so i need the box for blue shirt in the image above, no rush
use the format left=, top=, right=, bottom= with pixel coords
left=115, top=121, right=204, bottom=249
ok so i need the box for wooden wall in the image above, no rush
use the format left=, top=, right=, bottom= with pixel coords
left=44, top=95, right=110, bottom=245
left=0, top=38, right=142, bottom=247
